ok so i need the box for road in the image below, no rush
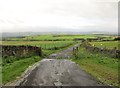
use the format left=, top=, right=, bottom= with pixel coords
left=14, top=44, right=106, bottom=86
left=20, top=59, right=105, bottom=86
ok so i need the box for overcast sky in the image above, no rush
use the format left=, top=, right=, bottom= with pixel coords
left=0, top=0, right=119, bottom=32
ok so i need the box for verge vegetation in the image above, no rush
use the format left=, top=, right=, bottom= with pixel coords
left=1, top=34, right=119, bottom=86
left=71, top=45, right=118, bottom=87
left=2, top=40, right=77, bottom=84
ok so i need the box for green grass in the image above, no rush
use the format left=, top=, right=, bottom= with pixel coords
left=90, top=41, right=119, bottom=49
left=42, top=43, right=75, bottom=57
left=1, top=41, right=75, bottom=50
left=2, top=40, right=77, bottom=84
left=71, top=46, right=118, bottom=87
left=2, top=56, right=42, bottom=84
left=52, top=34, right=96, bottom=40
left=4, top=34, right=101, bottom=41
left=2, top=34, right=118, bottom=85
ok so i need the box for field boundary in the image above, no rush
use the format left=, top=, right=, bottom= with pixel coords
left=81, top=41, right=120, bottom=58
left=1, top=45, right=42, bottom=58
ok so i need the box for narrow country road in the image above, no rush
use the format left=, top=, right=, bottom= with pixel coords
left=11, top=44, right=107, bottom=86
left=48, top=44, right=80, bottom=59
left=19, top=59, right=104, bottom=86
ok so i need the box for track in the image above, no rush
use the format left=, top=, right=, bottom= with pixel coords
left=12, top=44, right=106, bottom=86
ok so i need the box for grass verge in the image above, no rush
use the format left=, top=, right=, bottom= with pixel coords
left=71, top=46, right=118, bottom=87
left=2, top=42, right=78, bottom=84
left=2, top=56, right=42, bottom=84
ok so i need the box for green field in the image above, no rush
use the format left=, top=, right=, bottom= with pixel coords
left=1, top=34, right=119, bottom=86
left=90, top=41, right=119, bottom=49
left=4, top=34, right=107, bottom=41
left=71, top=46, right=118, bottom=86
left=1, top=41, right=75, bottom=50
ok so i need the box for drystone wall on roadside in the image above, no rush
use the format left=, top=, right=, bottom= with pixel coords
left=1, top=45, right=42, bottom=58
left=81, top=41, right=120, bottom=58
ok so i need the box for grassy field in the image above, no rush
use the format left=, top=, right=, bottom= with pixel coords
left=1, top=34, right=118, bottom=85
left=1, top=41, right=75, bottom=50
left=4, top=34, right=107, bottom=41
left=90, top=41, right=119, bottom=49
left=71, top=46, right=118, bottom=87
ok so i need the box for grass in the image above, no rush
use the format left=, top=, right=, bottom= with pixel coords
left=71, top=46, right=118, bottom=87
left=4, top=34, right=103, bottom=41
left=2, top=40, right=78, bottom=84
left=1, top=41, right=75, bottom=50
left=42, top=42, right=77, bottom=57
left=2, top=56, right=42, bottom=84
left=52, top=34, right=96, bottom=40
left=1, top=34, right=118, bottom=85
left=90, top=41, right=119, bottom=49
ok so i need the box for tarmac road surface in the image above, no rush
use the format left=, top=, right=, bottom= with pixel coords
left=3, top=44, right=113, bottom=87
left=19, top=59, right=105, bottom=86
left=18, top=44, right=106, bottom=86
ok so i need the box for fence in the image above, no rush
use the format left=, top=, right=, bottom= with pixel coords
left=72, top=46, right=79, bottom=59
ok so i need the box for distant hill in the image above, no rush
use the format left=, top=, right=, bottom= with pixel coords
left=1, top=32, right=42, bottom=39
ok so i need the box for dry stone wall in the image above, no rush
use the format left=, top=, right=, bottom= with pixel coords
left=1, top=45, right=42, bottom=58
left=81, top=41, right=120, bottom=58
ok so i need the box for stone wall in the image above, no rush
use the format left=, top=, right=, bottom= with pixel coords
left=1, top=45, right=42, bottom=58
left=81, top=41, right=120, bottom=58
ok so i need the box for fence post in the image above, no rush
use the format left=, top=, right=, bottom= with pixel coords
left=73, top=46, right=79, bottom=59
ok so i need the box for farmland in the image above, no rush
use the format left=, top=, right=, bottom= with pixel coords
left=1, top=39, right=77, bottom=84
left=90, top=41, right=119, bottom=49
left=1, top=41, right=75, bottom=50
left=1, top=34, right=119, bottom=87
left=0, top=0, right=119, bottom=86
left=3, top=34, right=107, bottom=41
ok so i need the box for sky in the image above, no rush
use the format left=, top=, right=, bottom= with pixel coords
left=0, top=0, right=119, bottom=32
